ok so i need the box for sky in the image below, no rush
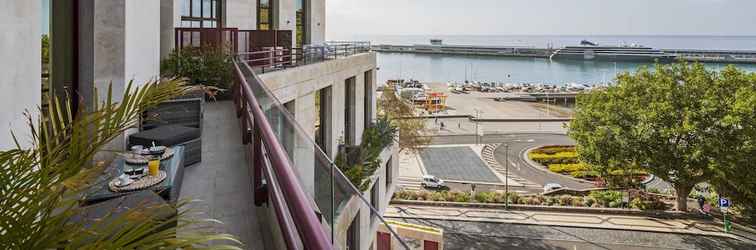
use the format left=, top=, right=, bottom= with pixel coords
left=326, top=0, right=756, bottom=39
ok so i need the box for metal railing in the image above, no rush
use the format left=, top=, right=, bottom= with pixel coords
left=232, top=57, right=409, bottom=249
left=238, top=41, right=372, bottom=73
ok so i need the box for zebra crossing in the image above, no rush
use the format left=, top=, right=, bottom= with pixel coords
left=481, top=144, right=540, bottom=189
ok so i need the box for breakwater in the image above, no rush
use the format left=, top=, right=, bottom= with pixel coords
left=373, top=44, right=756, bottom=64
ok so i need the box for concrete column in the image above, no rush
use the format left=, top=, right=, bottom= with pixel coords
left=354, top=73, right=366, bottom=144
left=78, top=0, right=161, bottom=151
left=160, top=0, right=181, bottom=59
left=330, top=77, right=345, bottom=154
left=0, top=0, right=42, bottom=149
left=276, top=0, right=296, bottom=48
left=307, top=0, right=325, bottom=44
left=226, top=0, right=256, bottom=29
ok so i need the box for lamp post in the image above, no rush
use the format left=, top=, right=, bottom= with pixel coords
left=504, top=144, right=510, bottom=209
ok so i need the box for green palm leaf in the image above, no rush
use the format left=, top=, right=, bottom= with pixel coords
left=0, top=78, right=242, bottom=249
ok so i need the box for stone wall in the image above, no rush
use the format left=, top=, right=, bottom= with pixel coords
left=0, top=1, right=41, bottom=150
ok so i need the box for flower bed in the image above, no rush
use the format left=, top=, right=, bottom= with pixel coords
left=393, top=190, right=669, bottom=210
left=529, top=145, right=647, bottom=182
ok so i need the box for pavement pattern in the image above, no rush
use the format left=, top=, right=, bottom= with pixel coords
left=397, top=218, right=754, bottom=250
left=388, top=204, right=756, bottom=250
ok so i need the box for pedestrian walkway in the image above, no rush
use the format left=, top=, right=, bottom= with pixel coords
left=386, top=204, right=755, bottom=244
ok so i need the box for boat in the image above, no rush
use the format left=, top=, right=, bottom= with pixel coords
left=550, top=40, right=676, bottom=62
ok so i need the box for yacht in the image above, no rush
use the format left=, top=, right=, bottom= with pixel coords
left=551, top=40, right=676, bottom=62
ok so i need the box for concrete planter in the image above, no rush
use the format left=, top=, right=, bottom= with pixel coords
left=391, top=199, right=708, bottom=220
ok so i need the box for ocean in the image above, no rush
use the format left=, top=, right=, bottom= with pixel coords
left=334, top=35, right=756, bottom=85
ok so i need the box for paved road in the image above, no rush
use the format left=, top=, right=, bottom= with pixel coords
left=396, top=218, right=755, bottom=250
left=429, top=134, right=595, bottom=190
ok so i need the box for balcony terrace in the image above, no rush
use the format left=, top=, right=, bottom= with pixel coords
left=174, top=28, right=407, bottom=249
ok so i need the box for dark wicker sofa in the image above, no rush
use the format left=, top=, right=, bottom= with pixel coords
left=129, top=97, right=203, bottom=166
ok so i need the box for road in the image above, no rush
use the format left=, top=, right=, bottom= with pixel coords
left=395, top=218, right=755, bottom=250
left=429, top=134, right=595, bottom=190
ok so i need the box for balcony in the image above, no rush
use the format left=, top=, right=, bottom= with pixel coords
left=176, top=28, right=407, bottom=249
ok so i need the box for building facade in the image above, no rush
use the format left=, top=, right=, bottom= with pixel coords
left=1, top=0, right=395, bottom=249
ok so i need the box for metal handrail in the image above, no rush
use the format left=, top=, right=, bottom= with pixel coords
left=233, top=60, right=332, bottom=250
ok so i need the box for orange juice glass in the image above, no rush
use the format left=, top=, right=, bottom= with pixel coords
left=148, top=158, right=160, bottom=176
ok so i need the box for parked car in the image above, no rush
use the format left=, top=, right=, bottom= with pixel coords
left=421, top=175, right=445, bottom=189
left=543, top=183, right=563, bottom=192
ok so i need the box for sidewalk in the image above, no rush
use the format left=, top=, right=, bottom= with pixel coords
left=386, top=204, right=756, bottom=243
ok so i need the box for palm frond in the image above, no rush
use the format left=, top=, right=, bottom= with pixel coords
left=0, top=78, right=241, bottom=249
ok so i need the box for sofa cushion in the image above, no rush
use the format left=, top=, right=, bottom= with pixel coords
left=129, top=125, right=200, bottom=147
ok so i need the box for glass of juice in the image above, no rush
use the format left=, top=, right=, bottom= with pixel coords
left=148, top=157, right=160, bottom=176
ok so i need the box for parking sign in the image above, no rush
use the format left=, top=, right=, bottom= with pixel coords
left=719, top=198, right=731, bottom=208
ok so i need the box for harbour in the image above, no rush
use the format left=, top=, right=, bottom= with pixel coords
left=373, top=42, right=756, bottom=64
left=375, top=50, right=756, bottom=87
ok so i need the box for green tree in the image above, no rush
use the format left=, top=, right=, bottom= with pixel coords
left=0, top=79, right=241, bottom=249
left=569, top=62, right=756, bottom=212
left=378, top=86, right=430, bottom=153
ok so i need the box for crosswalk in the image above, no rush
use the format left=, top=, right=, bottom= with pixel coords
left=397, top=176, right=423, bottom=191
left=481, top=144, right=540, bottom=189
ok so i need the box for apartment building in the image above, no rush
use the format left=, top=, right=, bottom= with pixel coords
left=1, top=1, right=400, bottom=249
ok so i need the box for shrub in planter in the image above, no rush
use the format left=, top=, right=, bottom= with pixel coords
left=416, top=191, right=430, bottom=201
left=507, top=192, right=521, bottom=204
left=589, top=190, right=623, bottom=207
left=583, top=196, right=596, bottom=207
left=453, top=192, right=471, bottom=202
left=609, top=201, right=621, bottom=208
left=474, top=192, right=494, bottom=203
left=545, top=196, right=559, bottom=206
left=571, top=197, right=585, bottom=207
left=161, top=46, right=234, bottom=99
left=429, top=192, right=447, bottom=202
left=559, top=195, right=573, bottom=206
left=591, top=203, right=602, bottom=208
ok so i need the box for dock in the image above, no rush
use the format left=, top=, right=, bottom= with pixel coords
left=373, top=44, right=756, bottom=64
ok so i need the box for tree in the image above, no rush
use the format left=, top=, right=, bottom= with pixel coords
left=569, top=62, right=756, bottom=212
left=0, top=79, right=241, bottom=249
left=378, top=85, right=430, bottom=153
left=706, top=69, right=756, bottom=222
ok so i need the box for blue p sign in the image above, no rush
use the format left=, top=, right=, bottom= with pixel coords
left=719, top=198, right=731, bottom=208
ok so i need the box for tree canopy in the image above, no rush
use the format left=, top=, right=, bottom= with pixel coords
left=378, top=86, right=430, bottom=153
left=569, top=62, right=756, bottom=212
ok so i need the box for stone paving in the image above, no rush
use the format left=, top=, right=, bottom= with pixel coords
left=419, top=146, right=503, bottom=183
left=179, top=101, right=265, bottom=249
left=386, top=204, right=751, bottom=242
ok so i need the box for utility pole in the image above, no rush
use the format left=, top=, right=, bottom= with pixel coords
left=474, top=109, right=481, bottom=145
left=505, top=144, right=510, bottom=209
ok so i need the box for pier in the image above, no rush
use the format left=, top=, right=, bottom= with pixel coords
left=373, top=44, right=756, bottom=64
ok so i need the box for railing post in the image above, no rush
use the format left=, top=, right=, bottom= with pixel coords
left=253, top=126, right=268, bottom=206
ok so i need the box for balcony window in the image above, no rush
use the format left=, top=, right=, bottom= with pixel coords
left=364, top=70, right=374, bottom=126
left=257, top=0, right=273, bottom=30
left=180, top=0, right=221, bottom=28
left=344, top=77, right=356, bottom=145
left=295, top=0, right=306, bottom=46
left=371, top=177, right=380, bottom=218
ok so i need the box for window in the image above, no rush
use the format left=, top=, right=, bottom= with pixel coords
left=180, top=0, right=221, bottom=28
left=257, top=0, right=273, bottom=30
left=316, top=87, right=332, bottom=156
left=344, top=77, right=356, bottom=145
left=385, top=157, right=393, bottom=187
left=295, top=0, right=306, bottom=46
left=371, top=178, right=380, bottom=218
left=364, top=70, right=374, bottom=127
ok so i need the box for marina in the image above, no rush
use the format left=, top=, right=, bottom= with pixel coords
left=376, top=50, right=756, bottom=87
left=374, top=39, right=756, bottom=64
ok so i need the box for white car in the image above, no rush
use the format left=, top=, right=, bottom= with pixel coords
left=543, top=183, right=563, bottom=192
left=421, top=175, right=445, bottom=189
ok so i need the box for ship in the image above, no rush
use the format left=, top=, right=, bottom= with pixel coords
left=550, top=40, right=677, bottom=62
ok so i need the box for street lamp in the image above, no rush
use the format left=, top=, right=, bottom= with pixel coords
left=504, top=144, right=510, bottom=209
